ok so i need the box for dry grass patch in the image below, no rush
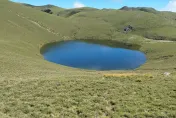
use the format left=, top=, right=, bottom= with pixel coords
left=103, top=73, right=153, bottom=78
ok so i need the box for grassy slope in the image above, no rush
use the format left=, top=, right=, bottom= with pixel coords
left=0, top=0, right=176, bottom=117
left=57, top=7, right=98, bottom=17
left=70, top=9, right=176, bottom=40
left=23, top=4, right=65, bottom=15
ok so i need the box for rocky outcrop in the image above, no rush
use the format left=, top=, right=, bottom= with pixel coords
left=124, top=25, right=134, bottom=33
left=41, top=9, right=53, bottom=14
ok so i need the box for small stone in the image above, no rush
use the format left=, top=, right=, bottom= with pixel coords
left=164, top=72, right=171, bottom=76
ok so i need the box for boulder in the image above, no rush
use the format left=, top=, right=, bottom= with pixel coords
left=124, top=25, right=134, bottom=33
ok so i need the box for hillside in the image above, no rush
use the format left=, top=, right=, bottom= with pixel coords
left=23, top=3, right=65, bottom=15
left=0, top=0, right=176, bottom=117
left=22, top=3, right=176, bottom=41
left=69, top=7, right=176, bottom=41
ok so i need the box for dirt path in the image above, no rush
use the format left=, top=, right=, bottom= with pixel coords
left=145, top=38, right=175, bottom=43
left=15, top=13, right=60, bottom=36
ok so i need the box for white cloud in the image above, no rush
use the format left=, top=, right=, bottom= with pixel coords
left=162, top=0, right=176, bottom=12
left=73, top=1, right=85, bottom=8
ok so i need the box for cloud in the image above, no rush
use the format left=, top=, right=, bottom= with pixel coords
left=73, top=1, right=85, bottom=8
left=162, top=0, right=176, bottom=12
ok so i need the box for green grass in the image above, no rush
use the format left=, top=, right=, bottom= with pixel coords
left=144, top=27, right=176, bottom=41
left=0, top=0, right=176, bottom=117
left=0, top=73, right=176, bottom=117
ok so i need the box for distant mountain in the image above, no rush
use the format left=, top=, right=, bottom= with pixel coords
left=23, top=4, right=57, bottom=8
left=22, top=3, right=35, bottom=8
left=120, top=6, right=158, bottom=14
left=23, top=3, right=64, bottom=14
left=57, top=7, right=98, bottom=17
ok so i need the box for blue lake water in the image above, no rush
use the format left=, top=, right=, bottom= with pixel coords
left=42, top=41, right=146, bottom=70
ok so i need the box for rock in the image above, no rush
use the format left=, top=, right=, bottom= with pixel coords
left=128, top=25, right=133, bottom=30
left=41, top=9, right=53, bottom=14
left=124, top=25, right=134, bottom=33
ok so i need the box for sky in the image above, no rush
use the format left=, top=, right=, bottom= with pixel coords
left=12, top=0, right=176, bottom=12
